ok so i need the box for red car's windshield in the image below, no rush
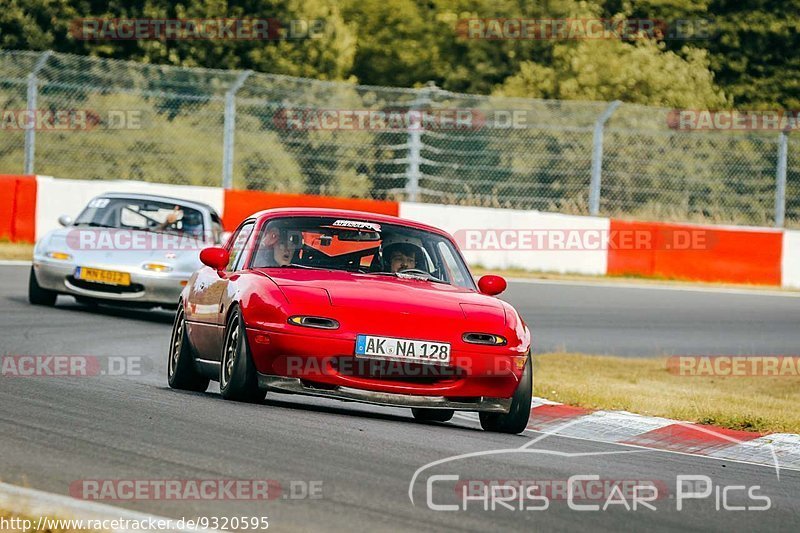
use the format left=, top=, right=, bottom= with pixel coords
left=250, top=216, right=476, bottom=289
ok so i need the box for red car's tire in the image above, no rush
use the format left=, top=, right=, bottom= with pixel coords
left=28, top=267, right=57, bottom=307
left=220, top=306, right=266, bottom=403
left=167, top=305, right=209, bottom=392
left=411, top=408, right=454, bottom=423
left=479, top=353, right=532, bottom=434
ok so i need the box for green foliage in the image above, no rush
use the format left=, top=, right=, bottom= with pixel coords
left=1, top=0, right=796, bottom=226
left=495, top=40, right=728, bottom=108
left=1, top=0, right=796, bottom=108
left=2, top=0, right=358, bottom=81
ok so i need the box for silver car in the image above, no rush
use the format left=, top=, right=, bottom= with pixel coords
left=29, top=192, right=224, bottom=310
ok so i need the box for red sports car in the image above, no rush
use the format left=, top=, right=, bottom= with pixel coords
left=168, top=208, right=532, bottom=433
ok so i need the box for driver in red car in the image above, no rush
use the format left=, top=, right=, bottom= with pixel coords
left=382, top=241, right=425, bottom=273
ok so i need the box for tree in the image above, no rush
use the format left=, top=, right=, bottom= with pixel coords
left=495, top=39, right=728, bottom=109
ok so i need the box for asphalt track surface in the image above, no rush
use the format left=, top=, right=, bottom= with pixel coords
left=1, top=264, right=799, bottom=531
left=503, top=279, right=800, bottom=356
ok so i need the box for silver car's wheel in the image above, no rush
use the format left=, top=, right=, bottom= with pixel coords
left=219, top=307, right=265, bottom=403
left=28, top=267, right=57, bottom=306
left=167, top=305, right=209, bottom=392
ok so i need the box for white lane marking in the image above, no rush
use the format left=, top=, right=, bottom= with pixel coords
left=452, top=412, right=795, bottom=474
left=709, top=433, right=800, bottom=470
left=530, top=410, right=676, bottom=442
left=0, top=260, right=32, bottom=266
left=0, top=481, right=220, bottom=533
left=505, top=277, right=800, bottom=298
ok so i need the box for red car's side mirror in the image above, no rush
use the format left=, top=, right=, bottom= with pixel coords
left=478, top=275, right=507, bottom=296
left=200, top=247, right=230, bottom=271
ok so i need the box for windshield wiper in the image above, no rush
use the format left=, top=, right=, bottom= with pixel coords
left=279, top=263, right=331, bottom=271
left=75, top=222, right=115, bottom=228
left=367, top=271, right=449, bottom=284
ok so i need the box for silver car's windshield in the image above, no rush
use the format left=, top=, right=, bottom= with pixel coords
left=249, top=216, right=476, bottom=290
left=74, top=197, right=205, bottom=239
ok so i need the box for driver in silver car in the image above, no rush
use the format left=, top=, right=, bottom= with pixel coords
left=157, top=206, right=204, bottom=239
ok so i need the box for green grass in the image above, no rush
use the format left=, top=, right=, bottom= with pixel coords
left=535, top=353, right=800, bottom=433
left=0, top=241, right=33, bottom=260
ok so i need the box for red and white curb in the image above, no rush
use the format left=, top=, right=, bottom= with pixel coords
left=459, top=398, right=800, bottom=472
left=0, top=481, right=219, bottom=533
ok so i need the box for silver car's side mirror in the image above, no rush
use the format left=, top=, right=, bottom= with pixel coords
left=58, top=215, right=73, bottom=227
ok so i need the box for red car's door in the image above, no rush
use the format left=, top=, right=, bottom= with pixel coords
left=186, top=220, right=255, bottom=360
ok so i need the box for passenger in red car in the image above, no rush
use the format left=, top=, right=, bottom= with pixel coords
left=256, top=229, right=300, bottom=267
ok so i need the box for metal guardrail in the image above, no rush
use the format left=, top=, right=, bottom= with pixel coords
left=0, top=50, right=795, bottom=227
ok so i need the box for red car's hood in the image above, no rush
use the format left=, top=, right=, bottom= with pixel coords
left=253, top=268, right=506, bottom=328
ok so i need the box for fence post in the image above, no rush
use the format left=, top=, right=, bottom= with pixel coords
left=23, top=50, right=53, bottom=175
left=222, top=70, right=253, bottom=190
left=588, top=100, right=621, bottom=216
left=775, top=129, right=789, bottom=227
left=405, top=83, right=435, bottom=202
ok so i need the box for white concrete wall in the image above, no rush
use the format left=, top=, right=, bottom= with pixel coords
left=781, top=230, right=800, bottom=288
left=35, top=176, right=224, bottom=239
left=29, top=177, right=800, bottom=283
left=399, top=202, right=610, bottom=275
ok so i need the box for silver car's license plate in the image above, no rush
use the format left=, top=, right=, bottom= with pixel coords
left=355, top=334, right=451, bottom=365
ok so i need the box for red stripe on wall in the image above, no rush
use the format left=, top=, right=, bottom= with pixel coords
left=0, top=177, right=16, bottom=240
left=607, top=219, right=782, bottom=285
left=222, top=189, right=399, bottom=230
left=0, top=175, right=37, bottom=242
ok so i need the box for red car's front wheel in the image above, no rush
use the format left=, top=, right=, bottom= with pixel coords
left=220, top=306, right=266, bottom=403
left=479, top=353, right=532, bottom=434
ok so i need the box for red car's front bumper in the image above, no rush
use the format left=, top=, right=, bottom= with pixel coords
left=245, top=327, right=528, bottom=412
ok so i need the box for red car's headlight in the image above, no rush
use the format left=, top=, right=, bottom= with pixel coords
left=288, top=316, right=340, bottom=330
left=462, top=332, right=507, bottom=346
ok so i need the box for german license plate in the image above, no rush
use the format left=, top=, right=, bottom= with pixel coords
left=355, top=334, right=451, bottom=365
left=76, top=267, right=131, bottom=286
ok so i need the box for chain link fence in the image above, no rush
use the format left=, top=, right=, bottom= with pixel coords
left=1, top=50, right=796, bottom=227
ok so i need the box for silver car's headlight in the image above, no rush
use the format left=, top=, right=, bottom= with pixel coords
left=142, top=263, right=173, bottom=272
left=46, top=251, right=73, bottom=261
